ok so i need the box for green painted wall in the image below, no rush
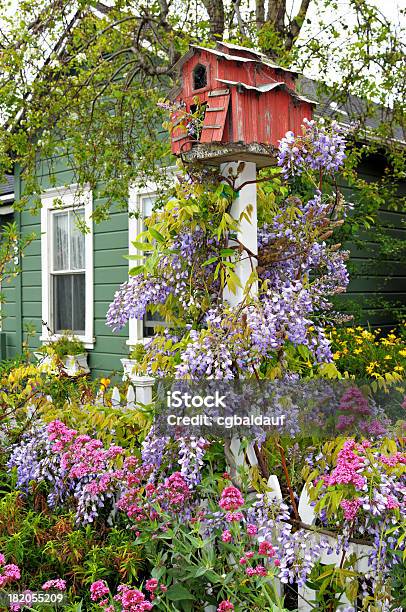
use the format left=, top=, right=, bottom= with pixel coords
left=2, top=157, right=130, bottom=378
left=336, top=154, right=406, bottom=331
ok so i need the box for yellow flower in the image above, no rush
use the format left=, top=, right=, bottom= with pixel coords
left=366, top=361, right=379, bottom=374
left=361, top=330, right=374, bottom=341
left=384, top=355, right=392, bottom=360
left=100, top=377, right=111, bottom=388
left=399, top=349, right=406, bottom=357
left=333, top=351, right=341, bottom=360
left=354, top=348, right=362, bottom=355
left=394, top=365, right=404, bottom=372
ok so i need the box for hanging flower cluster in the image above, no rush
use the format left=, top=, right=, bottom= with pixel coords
left=278, top=117, right=347, bottom=177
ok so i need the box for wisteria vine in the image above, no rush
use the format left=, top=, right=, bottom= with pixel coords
left=106, top=119, right=351, bottom=378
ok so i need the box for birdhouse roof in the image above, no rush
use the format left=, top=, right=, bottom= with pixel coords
left=215, top=78, right=318, bottom=104
left=172, top=42, right=298, bottom=76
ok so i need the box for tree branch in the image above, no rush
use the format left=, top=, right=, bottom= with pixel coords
left=267, top=0, right=286, bottom=33
left=287, top=0, right=312, bottom=50
left=201, top=0, right=225, bottom=40
left=232, top=0, right=247, bottom=38
left=256, top=0, right=265, bottom=29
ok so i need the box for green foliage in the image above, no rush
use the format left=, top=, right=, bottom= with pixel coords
left=0, top=483, right=144, bottom=608
left=38, top=334, right=86, bottom=359
left=128, top=343, right=147, bottom=362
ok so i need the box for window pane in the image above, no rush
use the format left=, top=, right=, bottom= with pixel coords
left=53, top=273, right=85, bottom=334
left=72, top=274, right=86, bottom=334
left=141, top=195, right=156, bottom=220
left=53, top=274, right=72, bottom=331
left=53, top=213, right=69, bottom=271
left=70, top=210, right=85, bottom=270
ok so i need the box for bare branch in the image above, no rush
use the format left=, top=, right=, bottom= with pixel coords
left=287, top=0, right=312, bottom=49
left=233, top=0, right=247, bottom=38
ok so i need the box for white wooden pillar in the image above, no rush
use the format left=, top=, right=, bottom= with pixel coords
left=221, top=161, right=258, bottom=304
left=220, top=160, right=260, bottom=489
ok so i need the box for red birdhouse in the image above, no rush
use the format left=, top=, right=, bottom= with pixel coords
left=170, top=42, right=316, bottom=167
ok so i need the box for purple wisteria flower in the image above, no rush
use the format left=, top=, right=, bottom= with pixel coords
left=278, top=118, right=347, bottom=178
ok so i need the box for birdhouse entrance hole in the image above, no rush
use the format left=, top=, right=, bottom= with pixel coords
left=193, top=63, right=207, bottom=90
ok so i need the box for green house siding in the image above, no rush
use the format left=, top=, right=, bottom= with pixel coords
left=1, top=214, right=18, bottom=359
left=2, top=159, right=130, bottom=377
left=92, top=211, right=129, bottom=378
left=337, top=155, right=406, bottom=330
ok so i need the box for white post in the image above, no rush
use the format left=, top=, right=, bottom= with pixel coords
left=221, top=161, right=258, bottom=480
left=131, top=375, right=155, bottom=405
left=221, top=161, right=258, bottom=304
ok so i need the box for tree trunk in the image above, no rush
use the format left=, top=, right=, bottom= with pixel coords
left=256, top=0, right=265, bottom=29
left=201, top=0, right=225, bottom=40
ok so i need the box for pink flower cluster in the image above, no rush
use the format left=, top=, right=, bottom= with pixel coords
left=379, top=452, right=406, bottom=467
left=245, top=565, right=267, bottom=577
left=114, top=585, right=153, bottom=611
left=90, top=580, right=110, bottom=602
left=47, top=421, right=124, bottom=480
left=385, top=495, right=400, bottom=509
left=238, top=544, right=275, bottom=577
left=221, top=530, right=232, bottom=543
left=258, top=541, right=276, bottom=558
left=246, top=524, right=257, bottom=536
left=90, top=580, right=161, bottom=612
left=340, top=498, right=361, bottom=521
left=219, top=486, right=244, bottom=511
left=324, top=440, right=366, bottom=490
left=46, top=421, right=195, bottom=526
left=217, top=601, right=234, bottom=611
left=47, top=420, right=77, bottom=452
left=0, top=554, right=20, bottom=588
left=42, top=578, right=66, bottom=591
left=339, top=387, right=370, bottom=415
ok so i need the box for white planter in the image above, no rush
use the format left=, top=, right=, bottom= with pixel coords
left=62, top=353, right=90, bottom=376
left=121, top=358, right=138, bottom=381
left=121, top=361, right=155, bottom=405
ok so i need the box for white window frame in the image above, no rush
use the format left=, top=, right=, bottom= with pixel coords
left=40, top=184, right=94, bottom=349
left=127, top=182, right=158, bottom=347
